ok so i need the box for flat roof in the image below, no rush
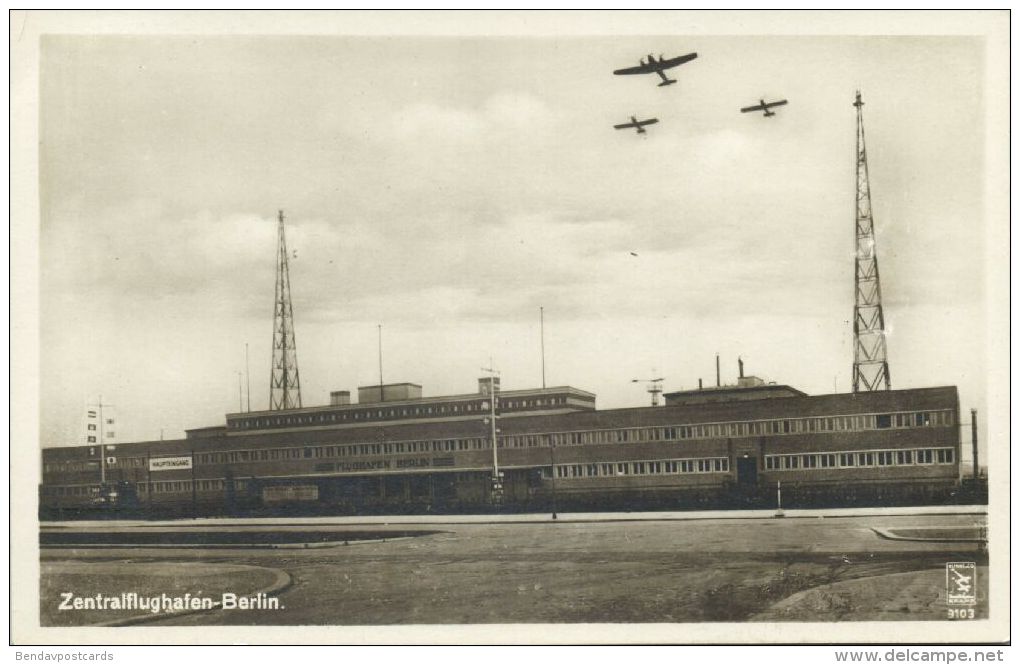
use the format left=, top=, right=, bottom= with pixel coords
left=664, top=384, right=807, bottom=398
left=225, top=385, right=597, bottom=420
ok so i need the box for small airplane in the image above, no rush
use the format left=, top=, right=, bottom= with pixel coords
left=613, top=52, right=698, bottom=87
left=740, top=98, right=789, bottom=117
left=614, top=116, right=659, bottom=134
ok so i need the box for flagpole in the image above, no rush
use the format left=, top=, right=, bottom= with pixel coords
left=99, top=395, right=106, bottom=484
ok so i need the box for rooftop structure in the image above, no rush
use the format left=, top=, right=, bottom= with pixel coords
left=209, top=379, right=597, bottom=438
left=663, top=377, right=806, bottom=407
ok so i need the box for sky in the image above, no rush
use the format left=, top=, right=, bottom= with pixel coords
left=38, top=32, right=994, bottom=459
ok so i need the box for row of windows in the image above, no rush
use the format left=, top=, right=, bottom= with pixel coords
left=43, top=485, right=101, bottom=497
left=44, top=461, right=100, bottom=473
left=137, top=479, right=249, bottom=494
left=194, top=437, right=492, bottom=465
left=229, top=396, right=573, bottom=430
left=521, top=410, right=953, bottom=449
left=44, top=480, right=251, bottom=497
left=45, top=457, right=145, bottom=473
left=764, top=447, right=955, bottom=471
left=546, top=457, right=730, bottom=479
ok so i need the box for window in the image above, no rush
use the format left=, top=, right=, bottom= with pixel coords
left=937, top=449, right=954, bottom=464
left=917, top=449, right=934, bottom=464
left=876, top=414, right=892, bottom=428
left=87, top=424, right=96, bottom=431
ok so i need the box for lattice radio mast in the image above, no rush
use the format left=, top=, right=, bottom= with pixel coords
left=851, top=91, right=891, bottom=392
left=269, top=209, right=302, bottom=409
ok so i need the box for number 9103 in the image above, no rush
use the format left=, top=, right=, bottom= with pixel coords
left=947, top=608, right=975, bottom=619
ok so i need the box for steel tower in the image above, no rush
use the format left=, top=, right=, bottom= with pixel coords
left=851, top=91, right=891, bottom=392
left=269, top=209, right=302, bottom=410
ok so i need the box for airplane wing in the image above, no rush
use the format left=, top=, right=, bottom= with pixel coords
left=657, top=52, right=698, bottom=70
left=613, top=52, right=697, bottom=75
left=740, top=102, right=766, bottom=113
left=613, top=63, right=655, bottom=75
left=635, top=118, right=659, bottom=127
left=613, top=121, right=638, bottom=129
left=763, top=99, right=789, bottom=109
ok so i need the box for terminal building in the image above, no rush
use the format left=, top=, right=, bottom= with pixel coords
left=39, top=371, right=963, bottom=518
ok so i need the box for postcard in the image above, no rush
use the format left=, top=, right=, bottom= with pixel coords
left=11, top=9, right=1010, bottom=647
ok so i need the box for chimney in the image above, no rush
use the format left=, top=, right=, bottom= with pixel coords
left=698, top=378, right=703, bottom=390
left=715, top=354, right=720, bottom=387
left=971, top=408, right=978, bottom=482
left=738, top=357, right=744, bottom=378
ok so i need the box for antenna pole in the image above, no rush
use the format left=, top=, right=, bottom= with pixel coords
left=378, top=324, right=384, bottom=401
left=540, top=307, right=546, bottom=389
left=238, top=372, right=244, bottom=412
left=851, top=91, right=891, bottom=392
left=245, top=343, right=251, bottom=412
left=269, top=209, right=302, bottom=409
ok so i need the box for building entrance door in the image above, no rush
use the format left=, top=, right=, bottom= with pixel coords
left=736, top=456, right=758, bottom=486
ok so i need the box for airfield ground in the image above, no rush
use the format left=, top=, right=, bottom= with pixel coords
left=39, top=509, right=988, bottom=626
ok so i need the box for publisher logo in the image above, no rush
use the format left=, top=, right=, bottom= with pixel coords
left=946, top=562, right=976, bottom=606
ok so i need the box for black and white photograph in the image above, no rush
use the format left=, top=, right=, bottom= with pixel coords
left=10, top=10, right=1010, bottom=648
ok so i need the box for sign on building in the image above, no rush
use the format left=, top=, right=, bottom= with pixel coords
left=149, top=456, right=194, bottom=472
left=262, top=485, right=319, bottom=503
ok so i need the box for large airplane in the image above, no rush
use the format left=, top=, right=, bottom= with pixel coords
left=613, top=52, right=698, bottom=87
left=613, top=116, right=659, bottom=134
left=740, top=98, right=789, bottom=117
